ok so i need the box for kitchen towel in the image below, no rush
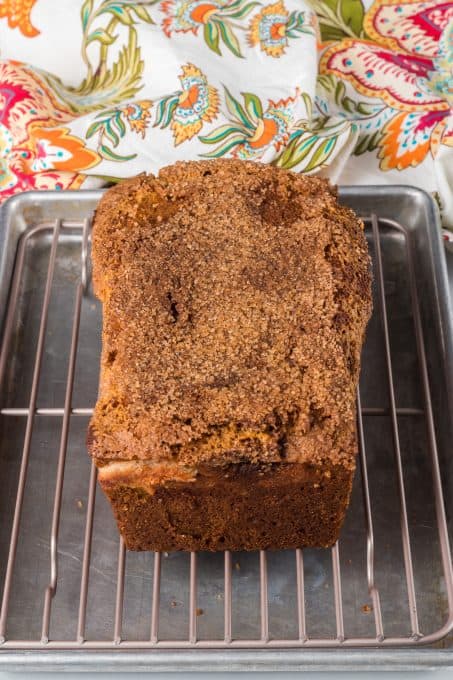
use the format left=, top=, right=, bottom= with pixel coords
left=0, top=0, right=452, bottom=225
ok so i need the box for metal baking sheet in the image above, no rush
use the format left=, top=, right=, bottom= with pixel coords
left=0, top=186, right=452, bottom=671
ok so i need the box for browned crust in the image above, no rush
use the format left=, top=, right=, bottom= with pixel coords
left=88, top=159, right=372, bottom=551
left=100, top=461, right=354, bottom=552
left=89, top=160, right=371, bottom=472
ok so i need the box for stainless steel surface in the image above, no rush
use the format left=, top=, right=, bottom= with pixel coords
left=0, top=187, right=452, bottom=671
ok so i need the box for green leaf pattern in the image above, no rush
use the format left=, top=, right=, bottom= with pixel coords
left=64, top=0, right=363, bottom=174
left=196, top=85, right=358, bottom=173
left=161, top=0, right=260, bottom=57
left=86, top=100, right=152, bottom=160
left=308, top=0, right=366, bottom=41
left=6, top=0, right=402, bottom=184
left=315, top=73, right=396, bottom=158
left=46, top=1, right=159, bottom=114
left=248, top=1, right=315, bottom=56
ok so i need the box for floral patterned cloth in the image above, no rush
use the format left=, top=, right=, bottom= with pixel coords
left=0, top=0, right=452, bottom=225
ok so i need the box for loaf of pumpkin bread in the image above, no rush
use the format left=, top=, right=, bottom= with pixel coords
left=88, top=159, right=372, bottom=551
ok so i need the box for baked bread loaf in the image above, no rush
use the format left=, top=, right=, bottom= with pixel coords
left=88, top=159, right=372, bottom=551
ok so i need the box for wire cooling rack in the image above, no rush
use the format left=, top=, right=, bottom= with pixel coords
left=0, top=199, right=452, bottom=656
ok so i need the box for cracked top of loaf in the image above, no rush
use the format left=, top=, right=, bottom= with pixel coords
left=89, top=160, right=372, bottom=471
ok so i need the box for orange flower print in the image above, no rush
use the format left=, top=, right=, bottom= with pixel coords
left=121, top=101, right=153, bottom=138
left=0, top=61, right=88, bottom=202
left=86, top=102, right=153, bottom=163
left=248, top=1, right=314, bottom=57
left=154, top=64, right=219, bottom=145
left=200, top=88, right=298, bottom=160
left=161, top=0, right=218, bottom=34
left=0, top=0, right=39, bottom=37
left=378, top=109, right=450, bottom=170
left=320, top=0, right=452, bottom=171
left=161, top=0, right=258, bottom=57
left=17, top=126, right=100, bottom=173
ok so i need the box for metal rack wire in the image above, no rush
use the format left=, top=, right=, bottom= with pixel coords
left=0, top=213, right=452, bottom=650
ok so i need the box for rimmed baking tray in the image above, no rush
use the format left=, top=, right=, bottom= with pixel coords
left=0, top=186, right=452, bottom=671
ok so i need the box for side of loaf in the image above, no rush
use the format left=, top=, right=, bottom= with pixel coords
left=88, top=159, right=372, bottom=551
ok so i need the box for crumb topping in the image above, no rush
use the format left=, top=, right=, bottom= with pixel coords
left=90, top=160, right=372, bottom=470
